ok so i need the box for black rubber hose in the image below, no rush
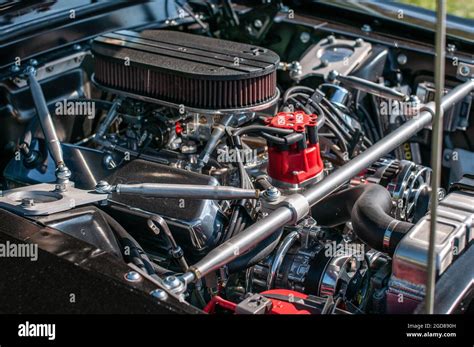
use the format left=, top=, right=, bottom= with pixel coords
left=260, top=132, right=304, bottom=146
left=301, top=95, right=326, bottom=130
left=223, top=205, right=241, bottom=242
left=321, top=115, right=349, bottom=154
left=227, top=228, right=284, bottom=273
left=232, top=125, right=295, bottom=149
left=286, top=96, right=312, bottom=114
left=233, top=125, right=294, bottom=137
left=283, top=93, right=327, bottom=130
left=283, top=85, right=314, bottom=102
left=311, top=184, right=413, bottom=255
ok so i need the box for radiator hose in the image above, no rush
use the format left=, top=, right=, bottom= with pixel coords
left=227, top=227, right=284, bottom=273
left=311, top=184, right=413, bottom=255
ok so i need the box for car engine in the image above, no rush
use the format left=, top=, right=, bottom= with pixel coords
left=0, top=0, right=473, bottom=315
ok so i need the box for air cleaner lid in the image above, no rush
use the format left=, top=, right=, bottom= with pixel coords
left=92, top=30, right=280, bottom=81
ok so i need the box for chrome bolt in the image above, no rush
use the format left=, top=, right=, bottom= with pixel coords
left=397, top=53, right=408, bottom=65
left=25, top=66, right=36, bottom=76
left=299, top=32, right=310, bottom=44
left=10, top=65, right=20, bottom=73
left=163, top=275, right=186, bottom=295
left=327, top=69, right=339, bottom=81
left=459, top=65, right=470, bottom=77
left=437, top=188, right=446, bottom=201
left=447, top=44, right=456, bottom=53
left=21, top=198, right=35, bottom=207
left=263, top=186, right=281, bottom=202
left=253, top=19, right=263, bottom=29
left=355, top=38, right=364, bottom=47
left=361, top=24, right=372, bottom=33
left=150, top=289, right=168, bottom=300
left=125, top=271, right=142, bottom=282
left=103, top=154, right=117, bottom=170
left=165, top=275, right=181, bottom=288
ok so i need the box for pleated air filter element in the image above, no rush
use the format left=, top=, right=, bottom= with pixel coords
left=92, top=30, right=280, bottom=110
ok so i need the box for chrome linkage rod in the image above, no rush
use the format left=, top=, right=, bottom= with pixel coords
left=26, top=67, right=71, bottom=190
left=329, top=70, right=409, bottom=102
left=95, top=181, right=260, bottom=200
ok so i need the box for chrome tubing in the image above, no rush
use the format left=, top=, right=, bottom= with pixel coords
left=181, top=79, right=474, bottom=285
left=187, top=207, right=294, bottom=280
left=426, top=0, right=447, bottom=315
left=147, top=216, right=189, bottom=272
left=266, top=230, right=300, bottom=289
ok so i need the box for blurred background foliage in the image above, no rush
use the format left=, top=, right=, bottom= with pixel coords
left=399, top=0, right=474, bottom=19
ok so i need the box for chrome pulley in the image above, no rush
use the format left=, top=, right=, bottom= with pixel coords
left=386, top=161, right=432, bottom=222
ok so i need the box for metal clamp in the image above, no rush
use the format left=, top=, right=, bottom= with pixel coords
left=419, top=102, right=436, bottom=121
left=276, top=193, right=310, bottom=224
left=383, top=219, right=400, bottom=252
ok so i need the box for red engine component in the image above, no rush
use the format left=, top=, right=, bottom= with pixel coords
left=261, top=289, right=314, bottom=315
left=266, top=111, right=324, bottom=186
left=203, top=290, right=318, bottom=314
left=203, top=296, right=237, bottom=313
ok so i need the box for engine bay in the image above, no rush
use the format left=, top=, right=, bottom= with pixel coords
left=0, top=0, right=473, bottom=315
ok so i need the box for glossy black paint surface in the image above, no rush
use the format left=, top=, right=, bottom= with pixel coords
left=0, top=208, right=200, bottom=314
left=0, top=1, right=178, bottom=69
